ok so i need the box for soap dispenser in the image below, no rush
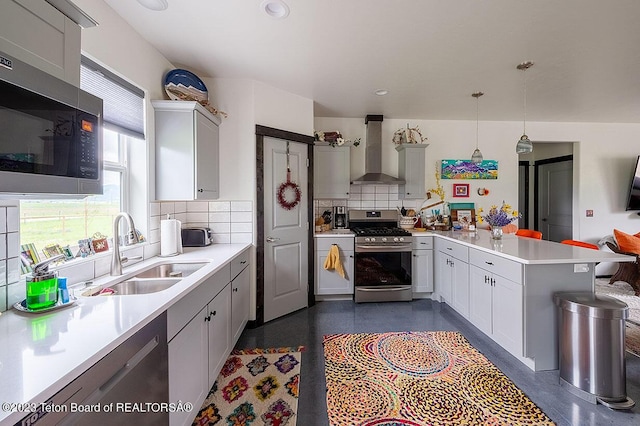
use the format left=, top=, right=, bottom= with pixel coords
left=26, top=254, right=65, bottom=310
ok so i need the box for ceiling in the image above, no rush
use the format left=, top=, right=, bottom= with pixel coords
left=104, top=0, right=640, bottom=123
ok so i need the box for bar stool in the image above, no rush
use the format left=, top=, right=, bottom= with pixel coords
left=515, top=229, right=543, bottom=239
left=561, top=240, right=599, bottom=250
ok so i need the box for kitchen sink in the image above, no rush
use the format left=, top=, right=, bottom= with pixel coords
left=81, top=261, right=209, bottom=297
left=82, top=278, right=182, bottom=296
left=132, top=262, right=208, bottom=279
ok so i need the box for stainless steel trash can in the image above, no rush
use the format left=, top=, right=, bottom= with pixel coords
left=554, top=292, right=635, bottom=409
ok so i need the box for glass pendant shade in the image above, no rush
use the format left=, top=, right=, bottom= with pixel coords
left=471, top=148, right=483, bottom=163
left=516, top=134, right=533, bottom=154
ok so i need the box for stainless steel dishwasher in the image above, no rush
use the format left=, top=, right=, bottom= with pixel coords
left=17, top=313, right=169, bottom=426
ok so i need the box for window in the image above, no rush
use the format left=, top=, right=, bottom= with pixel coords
left=19, top=58, right=145, bottom=263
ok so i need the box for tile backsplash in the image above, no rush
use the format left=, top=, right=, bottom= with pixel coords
left=314, top=184, right=424, bottom=222
left=0, top=204, right=20, bottom=312
left=0, top=200, right=254, bottom=313
left=149, top=200, right=254, bottom=248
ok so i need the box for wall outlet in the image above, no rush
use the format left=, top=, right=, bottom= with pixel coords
left=573, top=264, right=590, bottom=273
left=586, top=209, right=593, bottom=217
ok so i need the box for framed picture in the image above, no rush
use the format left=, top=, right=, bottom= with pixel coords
left=441, top=159, right=498, bottom=179
left=453, top=183, right=469, bottom=197
left=452, top=209, right=476, bottom=226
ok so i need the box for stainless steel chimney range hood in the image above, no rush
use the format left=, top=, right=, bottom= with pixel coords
left=351, top=115, right=405, bottom=185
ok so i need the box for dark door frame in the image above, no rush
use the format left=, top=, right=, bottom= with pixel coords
left=519, top=160, right=530, bottom=228
left=533, top=154, right=573, bottom=234
left=253, top=125, right=315, bottom=328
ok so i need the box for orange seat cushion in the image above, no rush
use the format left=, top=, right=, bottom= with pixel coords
left=502, top=224, right=518, bottom=234
left=613, top=229, right=640, bottom=255
left=560, top=240, right=599, bottom=250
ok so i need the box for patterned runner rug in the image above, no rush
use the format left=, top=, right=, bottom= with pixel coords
left=193, top=347, right=303, bottom=426
left=595, top=278, right=640, bottom=357
left=324, top=331, right=553, bottom=425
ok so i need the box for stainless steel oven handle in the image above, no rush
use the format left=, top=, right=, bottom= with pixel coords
left=356, top=286, right=410, bottom=292
left=356, top=245, right=412, bottom=252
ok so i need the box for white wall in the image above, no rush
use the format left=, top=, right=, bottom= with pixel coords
left=315, top=117, right=640, bottom=245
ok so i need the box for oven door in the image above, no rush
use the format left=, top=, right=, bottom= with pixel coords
left=354, top=244, right=412, bottom=302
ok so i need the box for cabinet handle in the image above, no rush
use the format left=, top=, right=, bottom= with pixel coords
left=491, top=278, right=496, bottom=286
left=205, top=315, right=211, bottom=322
left=484, top=276, right=489, bottom=283
left=210, top=310, right=217, bottom=316
left=446, top=247, right=453, bottom=250
left=233, top=287, right=238, bottom=292
left=485, top=261, right=494, bottom=266
left=240, top=260, right=247, bottom=264
left=198, top=188, right=204, bottom=193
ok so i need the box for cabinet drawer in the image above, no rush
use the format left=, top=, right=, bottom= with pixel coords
left=231, top=249, right=250, bottom=279
left=435, top=239, right=468, bottom=263
left=470, top=250, right=522, bottom=284
left=412, top=236, right=433, bottom=250
left=316, top=236, right=354, bottom=252
left=167, top=264, right=230, bottom=341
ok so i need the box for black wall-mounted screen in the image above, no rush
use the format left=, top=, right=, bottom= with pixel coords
left=625, top=155, right=640, bottom=211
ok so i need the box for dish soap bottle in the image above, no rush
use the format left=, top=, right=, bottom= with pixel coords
left=26, top=254, right=65, bottom=310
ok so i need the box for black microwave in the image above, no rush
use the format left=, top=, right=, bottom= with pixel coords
left=0, top=52, right=103, bottom=196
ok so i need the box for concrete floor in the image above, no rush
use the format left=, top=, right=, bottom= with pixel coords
left=236, top=299, right=640, bottom=425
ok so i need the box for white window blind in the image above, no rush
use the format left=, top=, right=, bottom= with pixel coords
left=80, top=57, right=145, bottom=140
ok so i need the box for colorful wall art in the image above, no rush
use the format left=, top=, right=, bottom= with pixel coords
left=441, top=159, right=498, bottom=179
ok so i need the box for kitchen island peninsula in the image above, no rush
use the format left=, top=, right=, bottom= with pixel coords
left=428, top=229, right=634, bottom=371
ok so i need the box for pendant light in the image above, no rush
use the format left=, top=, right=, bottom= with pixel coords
left=471, top=91, right=484, bottom=163
left=515, top=61, right=534, bottom=154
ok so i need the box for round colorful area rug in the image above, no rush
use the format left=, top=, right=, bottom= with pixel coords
left=323, top=331, right=554, bottom=426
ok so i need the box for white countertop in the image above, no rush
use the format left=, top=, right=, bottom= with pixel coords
left=0, top=243, right=250, bottom=425
left=316, top=228, right=633, bottom=265
left=314, top=229, right=354, bottom=237
left=413, top=229, right=634, bottom=265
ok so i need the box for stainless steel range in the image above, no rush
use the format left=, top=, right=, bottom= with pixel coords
left=349, top=210, right=413, bottom=303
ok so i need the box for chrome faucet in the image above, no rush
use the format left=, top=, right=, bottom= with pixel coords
left=110, top=212, right=139, bottom=276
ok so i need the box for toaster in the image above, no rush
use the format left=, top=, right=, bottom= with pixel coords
left=181, top=227, right=212, bottom=247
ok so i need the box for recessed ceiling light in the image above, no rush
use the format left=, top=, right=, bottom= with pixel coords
left=375, top=89, right=389, bottom=96
left=261, top=0, right=290, bottom=19
left=137, top=0, right=168, bottom=11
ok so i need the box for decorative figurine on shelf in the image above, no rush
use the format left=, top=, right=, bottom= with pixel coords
left=314, top=131, right=361, bottom=147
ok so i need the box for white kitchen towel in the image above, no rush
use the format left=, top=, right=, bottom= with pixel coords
left=160, top=218, right=183, bottom=256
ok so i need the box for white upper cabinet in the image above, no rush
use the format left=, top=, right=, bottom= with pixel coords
left=153, top=100, right=221, bottom=200
left=0, top=0, right=81, bottom=85
left=396, top=144, right=428, bottom=199
left=314, top=144, right=351, bottom=199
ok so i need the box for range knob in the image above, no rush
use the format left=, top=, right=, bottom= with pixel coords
left=364, top=237, right=371, bottom=242
left=370, top=237, right=376, bottom=242
left=381, top=237, right=387, bottom=242
left=399, top=237, right=405, bottom=242
left=393, top=237, right=399, bottom=242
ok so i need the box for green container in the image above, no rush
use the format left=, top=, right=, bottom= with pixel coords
left=26, top=276, right=58, bottom=310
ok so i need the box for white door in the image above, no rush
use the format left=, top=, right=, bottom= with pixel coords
left=263, top=137, right=309, bottom=322
left=538, top=159, right=573, bottom=242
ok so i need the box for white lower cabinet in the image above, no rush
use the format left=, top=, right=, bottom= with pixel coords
left=412, top=236, right=433, bottom=294
left=207, top=285, right=232, bottom=384
left=167, top=265, right=232, bottom=426
left=315, top=236, right=354, bottom=295
left=435, top=239, right=469, bottom=317
left=168, top=305, right=208, bottom=426
left=231, top=258, right=250, bottom=344
left=469, top=250, right=523, bottom=358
